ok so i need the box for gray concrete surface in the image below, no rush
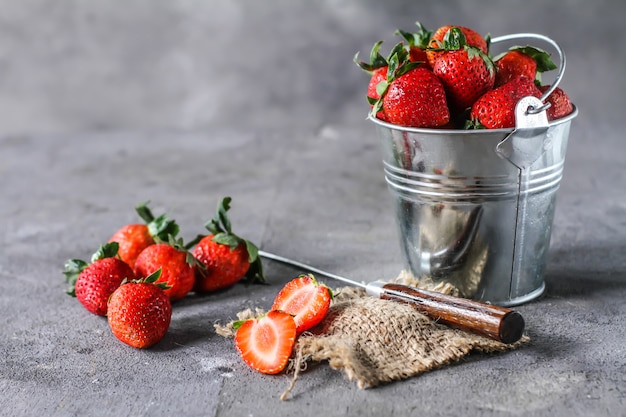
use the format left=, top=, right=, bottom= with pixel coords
left=1, top=0, right=625, bottom=416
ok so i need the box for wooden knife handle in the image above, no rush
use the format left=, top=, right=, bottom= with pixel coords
left=379, top=283, right=525, bottom=344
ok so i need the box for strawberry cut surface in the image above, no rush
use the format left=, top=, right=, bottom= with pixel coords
left=234, top=310, right=296, bottom=375
left=271, top=274, right=333, bottom=334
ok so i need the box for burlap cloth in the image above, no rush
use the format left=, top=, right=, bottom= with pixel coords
left=215, top=272, right=529, bottom=400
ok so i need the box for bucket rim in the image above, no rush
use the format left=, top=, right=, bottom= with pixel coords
left=368, top=104, right=578, bottom=134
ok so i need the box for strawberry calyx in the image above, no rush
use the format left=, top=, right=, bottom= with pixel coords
left=194, top=196, right=266, bottom=285
left=430, top=27, right=495, bottom=77
left=135, top=201, right=180, bottom=244
left=123, top=268, right=171, bottom=291
left=63, top=242, right=121, bottom=297
left=395, top=21, right=432, bottom=50
left=355, top=41, right=422, bottom=118
left=298, top=273, right=335, bottom=299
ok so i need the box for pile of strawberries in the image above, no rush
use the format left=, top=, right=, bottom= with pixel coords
left=64, top=196, right=265, bottom=349
left=64, top=197, right=334, bottom=375
left=355, top=22, right=574, bottom=129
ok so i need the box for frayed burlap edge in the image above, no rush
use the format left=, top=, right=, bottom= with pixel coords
left=215, top=273, right=529, bottom=400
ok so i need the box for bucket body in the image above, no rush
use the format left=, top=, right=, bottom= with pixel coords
left=373, top=108, right=577, bottom=306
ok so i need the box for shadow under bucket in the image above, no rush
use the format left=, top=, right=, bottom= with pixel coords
left=372, top=104, right=578, bottom=306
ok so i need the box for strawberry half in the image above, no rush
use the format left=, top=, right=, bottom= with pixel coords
left=271, top=274, right=333, bottom=334
left=234, top=310, right=297, bottom=375
left=64, top=242, right=135, bottom=316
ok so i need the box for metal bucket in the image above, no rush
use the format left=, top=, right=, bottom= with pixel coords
left=371, top=33, right=578, bottom=306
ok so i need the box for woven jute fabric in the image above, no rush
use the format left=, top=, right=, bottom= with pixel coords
left=215, top=273, right=528, bottom=399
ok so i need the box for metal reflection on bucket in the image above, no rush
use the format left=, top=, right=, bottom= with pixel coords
left=370, top=33, right=578, bottom=306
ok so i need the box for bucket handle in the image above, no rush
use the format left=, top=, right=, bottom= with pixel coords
left=490, top=33, right=566, bottom=114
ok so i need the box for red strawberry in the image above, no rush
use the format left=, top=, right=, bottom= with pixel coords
left=395, top=21, right=433, bottom=65
left=271, top=274, right=333, bottom=334
left=430, top=27, right=495, bottom=113
left=134, top=241, right=196, bottom=301
left=469, top=77, right=543, bottom=129
left=107, top=271, right=172, bottom=349
left=233, top=310, right=296, bottom=374
left=539, top=85, right=574, bottom=121
left=383, top=66, right=450, bottom=127
left=64, top=242, right=134, bottom=316
left=494, top=46, right=557, bottom=88
left=355, top=41, right=450, bottom=127
left=426, top=25, right=488, bottom=68
left=192, top=196, right=265, bottom=293
left=367, top=67, right=388, bottom=121
left=108, top=202, right=180, bottom=269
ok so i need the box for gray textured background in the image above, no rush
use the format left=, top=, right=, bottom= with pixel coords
left=1, top=1, right=625, bottom=416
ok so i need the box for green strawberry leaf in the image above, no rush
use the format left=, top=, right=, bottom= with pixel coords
left=442, top=27, right=466, bottom=51
left=63, top=258, right=89, bottom=297
left=510, top=45, right=557, bottom=73
left=211, top=232, right=241, bottom=250
left=149, top=214, right=180, bottom=243
left=353, top=40, right=387, bottom=73
left=141, top=268, right=171, bottom=291
left=243, top=255, right=267, bottom=285
left=466, top=46, right=496, bottom=76
left=91, top=242, right=119, bottom=263
left=395, top=21, right=432, bottom=49
left=135, top=201, right=155, bottom=223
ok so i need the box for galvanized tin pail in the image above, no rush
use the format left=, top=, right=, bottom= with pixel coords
left=371, top=33, right=578, bottom=306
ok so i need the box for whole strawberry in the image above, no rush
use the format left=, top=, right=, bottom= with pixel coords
left=107, top=271, right=172, bottom=349
left=355, top=41, right=450, bottom=128
left=64, top=242, right=135, bottom=316
left=494, top=46, right=557, bottom=87
left=539, top=85, right=574, bottom=121
left=430, top=27, right=495, bottom=113
left=192, top=196, right=265, bottom=293
left=108, top=201, right=180, bottom=269
left=469, top=77, right=543, bottom=129
left=134, top=239, right=196, bottom=301
left=426, top=25, right=488, bottom=68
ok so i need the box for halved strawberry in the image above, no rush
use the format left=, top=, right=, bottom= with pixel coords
left=271, top=274, right=333, bottom=334
left=233, top=310, right=296, bottom=375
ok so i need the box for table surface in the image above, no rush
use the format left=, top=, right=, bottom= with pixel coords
left=1, top=1, right=625, bottom=416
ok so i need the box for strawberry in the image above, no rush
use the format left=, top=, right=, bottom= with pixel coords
left=192, top=196, right=265, bottom=293
left=108, top=201, right=180, bottom=269
left=233, top=310, right=296, bottom=374
left=64, top=242, right=134, bottom=316
left=395, top=21, right=433, bottom=65
left=539, top=85, right=574, bottom=121
left=469, top=77, right=543, bottom=129
left=271, top=274, right=333, bottom=334
left=494, top=46, right=557, bottom=87
left=134, top=240, right=196, bottom=301
left=355, top=41, right=450, bottom=127
left=430, top=27, right=495, bottom=113
left=426, top=25, right=488, bottom=69
left=107, top=271, right=172, bottom=349
left=367, top=66, right=388, bottom=121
